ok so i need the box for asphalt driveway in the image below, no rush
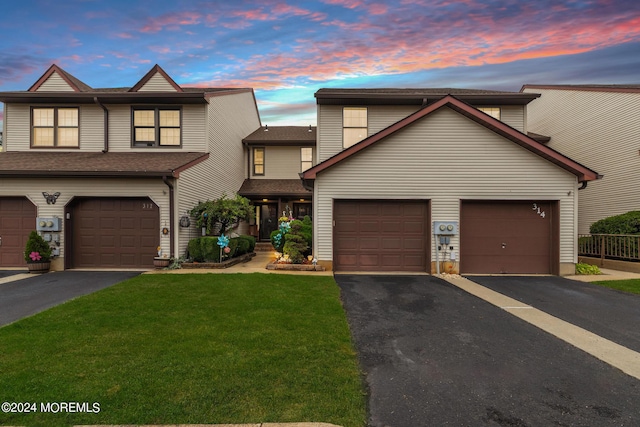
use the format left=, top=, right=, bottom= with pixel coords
left=467, top=275, right=640, bottom=353
left=336, top=274, right=640, bottom=427
left=0, top=271, right=140, bottom=327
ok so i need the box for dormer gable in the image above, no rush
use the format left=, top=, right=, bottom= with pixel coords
left=28, top=64, right=93, bottom=92
left=129, top=64, right=183, bottom=93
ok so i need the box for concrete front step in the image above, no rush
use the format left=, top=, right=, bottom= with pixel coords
left=255, top=242, right=275, bottom=252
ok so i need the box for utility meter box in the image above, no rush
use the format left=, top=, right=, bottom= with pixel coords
left=36, top=217, right=62, bottom=232
left=433, top=221, right=458, bottom=235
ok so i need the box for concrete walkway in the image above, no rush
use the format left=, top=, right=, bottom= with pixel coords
left=146, top=252, right=333, bottom=276
left=565, top=267, right=640, bottom=282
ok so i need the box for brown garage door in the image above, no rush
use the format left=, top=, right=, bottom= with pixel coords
left=0, top=197, right=37, bottom=267
left=460, top=200, right=558, bottom=274
left=67, top=197, right=159, bottom=269
left=334, top=200, right=429, bottom=272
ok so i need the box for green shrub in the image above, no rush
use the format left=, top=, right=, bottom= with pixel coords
left=590, top=211, right=640, bottom=234
left=187, top=238, right=204, bottom=262
left=242, top=235, right=256, bottom=252
left=24, top=231, right=52, bottom=262
left=575, top=263, right=601, bottom=275
left=283, top=221, right=309, bottom=264
left=271, top=229, right=285, bottom=252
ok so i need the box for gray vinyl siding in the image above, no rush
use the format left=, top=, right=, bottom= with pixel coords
left=313, top=106, right=577, bottom=265
left=136, top=73, right=178, bottom=92
left=35, top=72, right=75, bottom=91
left=251, top=146, right=312, bottom=179
left=175, top=91, right=260, bottom=256
left=107, top=104, right=206, bottom=152
left=318, top=104, right=527, bottom=161
left=0, top=177, right=169, bottom=259
left=524, top=88, right=640, bottom=233
left=5, top=104, right=105, bottom=152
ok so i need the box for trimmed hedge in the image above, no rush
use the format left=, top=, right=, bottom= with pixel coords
left=590, top=211, right=640, bottom=234
left=187, top=235, right=256, bottom=262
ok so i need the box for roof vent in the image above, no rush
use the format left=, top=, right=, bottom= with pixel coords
left=308, top=125, right=312, bottom=132
left=264, top=124, right=268, bottom=132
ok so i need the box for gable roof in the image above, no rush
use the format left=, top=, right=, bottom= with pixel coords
left=0, top=152, right=208, bottom=178
left=1, top=65, right=253, bottom=104
left=129, top=64, right=183, bottom=92
left=521, top=84, right=640, bottom=94
left=301, top=95, right=600, bottom=183
left=243, top=126, right=316, bottom=146
left=29, top=64, right=93, bottom=92
left=238, top=179, right=311, bottom=198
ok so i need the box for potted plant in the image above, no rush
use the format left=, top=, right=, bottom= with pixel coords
left=24, top=231, right=52, bottom=274
left=154, top=245, right=170, bottom=268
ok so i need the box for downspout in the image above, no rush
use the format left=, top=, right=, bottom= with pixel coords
left=93, top=97, right=109, bottom=153
left=578, top=181, right=588, bottom=190
left=162, top=175, right=175, bottom=258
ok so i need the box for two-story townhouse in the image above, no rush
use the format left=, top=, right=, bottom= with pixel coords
left=239, top=126, right=315, bottom=241
left=301, top=89, right=600, bottom=275
left=0, top=64, right=260, bottom=270
left=521, top=84, right=640, bottom=234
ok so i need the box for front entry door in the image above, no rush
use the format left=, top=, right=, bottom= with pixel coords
left=259, top=204, right=279, bottom=241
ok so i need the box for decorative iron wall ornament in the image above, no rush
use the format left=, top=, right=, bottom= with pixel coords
left=42, top=192, right=60, bottom=205
left=179, top=215, right=191, bottom=228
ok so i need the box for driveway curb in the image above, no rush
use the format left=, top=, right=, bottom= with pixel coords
left=443, top=275, right=640, bottom=380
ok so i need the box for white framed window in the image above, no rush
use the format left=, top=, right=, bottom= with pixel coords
left=132, top=107, right=181, bottom=147
left=478, top=107, right=501, bottom=120
left=32, top=107, right=79, bottom=147
left=343, top=107, right=367, bottom=148
left=253, top=147, right=265, bottom=175
left=301, top=147, right=313, bottom=171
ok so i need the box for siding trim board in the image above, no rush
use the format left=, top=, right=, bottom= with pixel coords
left=302, top=95, right=600, bottom=183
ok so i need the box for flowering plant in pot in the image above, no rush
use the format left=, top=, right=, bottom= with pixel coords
left=24, top=231, right=52, bottom=273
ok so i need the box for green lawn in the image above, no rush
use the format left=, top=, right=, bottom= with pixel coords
left=0, top=273, right=366, bottom=427
left=592, top=278, right=640, bottom=295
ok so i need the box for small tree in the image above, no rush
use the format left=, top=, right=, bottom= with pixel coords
left=191, top=193, right=254, bottom=235
left=24, top=231, right=52, bottom=263
left=283, top=220, right=309, bottom=264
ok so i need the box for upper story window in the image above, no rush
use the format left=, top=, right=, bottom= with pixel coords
left=301, top=147, right=313, bottom=171
left=478, top=107, right=501, bottom=120
left=253, top=147, right=265, bottom=175
left=32, top=107, right=79, bottom=148
left=343, top=107, right=367, bottom=148
left=132, top=107, right=181, bottom=147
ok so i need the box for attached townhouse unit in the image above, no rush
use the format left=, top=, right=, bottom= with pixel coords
left=301, top=88, right=600, bottom=275
left=240, top=125, right=315, bottom=241
left=521, top=84, right=640, bottom=234
left=0, top=64, right=260, bottom=270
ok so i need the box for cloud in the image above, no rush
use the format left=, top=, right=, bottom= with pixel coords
left=139, top=11, right=203, bottom=33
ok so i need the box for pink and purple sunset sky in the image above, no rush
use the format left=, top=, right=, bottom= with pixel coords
left=1, top=0, right=639, bottom=127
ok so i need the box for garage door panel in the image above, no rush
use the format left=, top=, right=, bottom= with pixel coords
left=0, top=198, right=37, bottom=267
left=461, top=201, right=555, bottom=274
left=69, top=197, right=159, bottom=269
left=334, top=200, right=428, bottom=272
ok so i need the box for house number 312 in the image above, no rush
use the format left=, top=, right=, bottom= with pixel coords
left=532, top=203, right=546, bottom=218
left=142, top=203, right=154, bottom=210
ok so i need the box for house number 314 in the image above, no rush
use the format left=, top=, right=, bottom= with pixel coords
left=532, top=203, right=546, bottom=218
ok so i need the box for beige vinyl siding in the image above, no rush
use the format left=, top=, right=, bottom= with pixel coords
left=252, top=146, right=309, bottom=179
left=5, top=104, right=105, bottom=151
left=136, top=73, right=179, bottom=92
left=0, top=177, right=169, bottom=261
left=318, top=104, right=526, bottom=161
left=175, top=91, right=260, bottom=256
left=313, top=107, right=577, bottom=266
left=107, top=104, right=206, bottom=152
left=35, top=72, right=75, bottom=92
left=500, top=105, right=525, bottom=132
left=524, top=88, right=640, bottom=233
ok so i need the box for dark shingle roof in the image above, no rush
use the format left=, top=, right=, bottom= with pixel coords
left=0, top=151, right=208, bottom=178
left=521, top=84, right=640, bottom=93
left=238, top=179, right=311, bottom=197
left=243, top=126, right=316, bottom=145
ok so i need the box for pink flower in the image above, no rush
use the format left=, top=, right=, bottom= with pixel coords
left=29, top=251, right=42, bottom=261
